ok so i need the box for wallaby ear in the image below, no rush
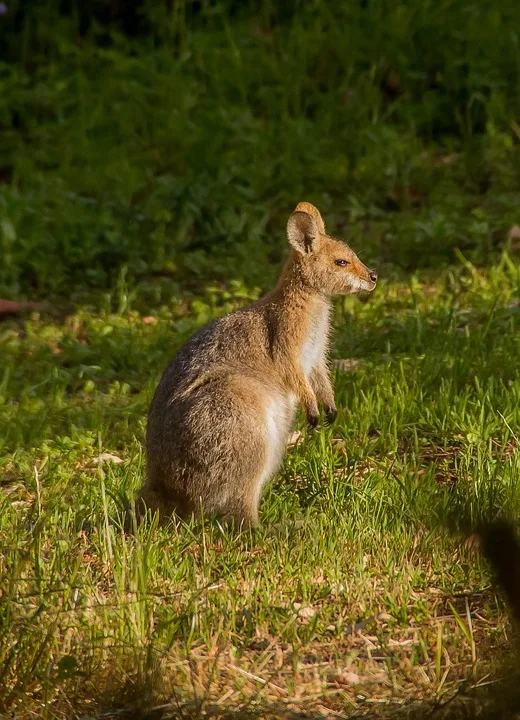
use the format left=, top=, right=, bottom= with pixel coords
left=287, top=211, right=320, bottom=255
left=294, top=202, right=326, bottom=234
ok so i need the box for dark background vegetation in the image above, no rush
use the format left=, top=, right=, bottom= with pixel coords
left=1, top=0, right=520, bottom=301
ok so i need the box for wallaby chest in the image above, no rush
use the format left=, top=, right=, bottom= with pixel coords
left=299, top=304, right=330, bottom=378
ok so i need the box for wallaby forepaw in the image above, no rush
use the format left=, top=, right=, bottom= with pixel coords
left=325, top=407, right=337, bottom=425
left=307, top=412, right=320, bottom=429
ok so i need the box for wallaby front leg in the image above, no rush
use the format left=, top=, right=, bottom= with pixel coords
left=293, top=372, right=320, bottom=428
left=310, top=362, right=337, bottom=425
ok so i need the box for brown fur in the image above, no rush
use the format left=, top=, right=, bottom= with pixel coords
left=138, top=203, right=377, bottom=528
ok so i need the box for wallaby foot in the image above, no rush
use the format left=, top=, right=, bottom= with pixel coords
left=134, top=486, right=181, bottom=526
left=219, top=499, right=259, bottom=531
left=306, top=410, right=320, bottom=428
left=324, top=406, right=337, bottom=425
left=137, top=488, right=258, bottom=532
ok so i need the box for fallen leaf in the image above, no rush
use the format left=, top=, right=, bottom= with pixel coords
left=389, top=184, right=423, bottom=206
left=286, top=431, right=302, bottom=448
left=438, top=153, right=457, bottom=166
left=370, top=669, right=389, bottom=683
left=93, top=453, right=123, bottom=465
left=333, top=359, right=360, bottom=372
left=508, top=225, right=520, bottom=251
left=335, top=670, right=360, bottom=686
left=293, top=603, right=316, bottom=619
left=332, top=437, right=348, bottom=460
left=0, top=299, right=41, bottom=319
left=463, top=533, right=481, bottom=551
left=0, top=166, right=13, bottom=184
left=383, top=70, right=401, bottom=99
left=387, top=638, right=413, bottom=647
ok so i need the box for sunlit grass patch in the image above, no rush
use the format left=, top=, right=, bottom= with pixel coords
left=1, top=256, right=519, bottom=717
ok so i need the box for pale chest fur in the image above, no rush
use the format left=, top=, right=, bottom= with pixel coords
left=299, top=303, right=330, bottom=378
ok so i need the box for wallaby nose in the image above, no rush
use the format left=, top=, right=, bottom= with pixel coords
left=369, top=270, right=378, bottom=283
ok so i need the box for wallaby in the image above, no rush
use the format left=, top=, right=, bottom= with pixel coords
left=138, top=202, right=377, bottom=528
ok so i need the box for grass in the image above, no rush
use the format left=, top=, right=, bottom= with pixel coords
left=2, top=257, right=519, bottom=718
left=1, top=0, right=520, bottom=717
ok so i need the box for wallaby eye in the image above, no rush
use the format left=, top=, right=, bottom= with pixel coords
left=335, top=259, right=349, bottom=267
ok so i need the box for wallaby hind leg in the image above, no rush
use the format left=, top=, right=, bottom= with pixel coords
left=144, top=377, right=292, bottom=527
left=219, top=493, right=260, bottom=530
left=135, top=484, right=187, bottom=525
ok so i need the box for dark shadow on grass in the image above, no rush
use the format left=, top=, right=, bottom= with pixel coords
left=79, top=640, right=520, bottom=719
left=81, top=691, right=520, bottom=720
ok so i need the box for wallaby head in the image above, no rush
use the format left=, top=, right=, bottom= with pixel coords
left=286, top=202, right=377, bottom=296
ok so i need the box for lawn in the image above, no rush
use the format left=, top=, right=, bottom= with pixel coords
left=1, top=1, right=520, bottom=718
